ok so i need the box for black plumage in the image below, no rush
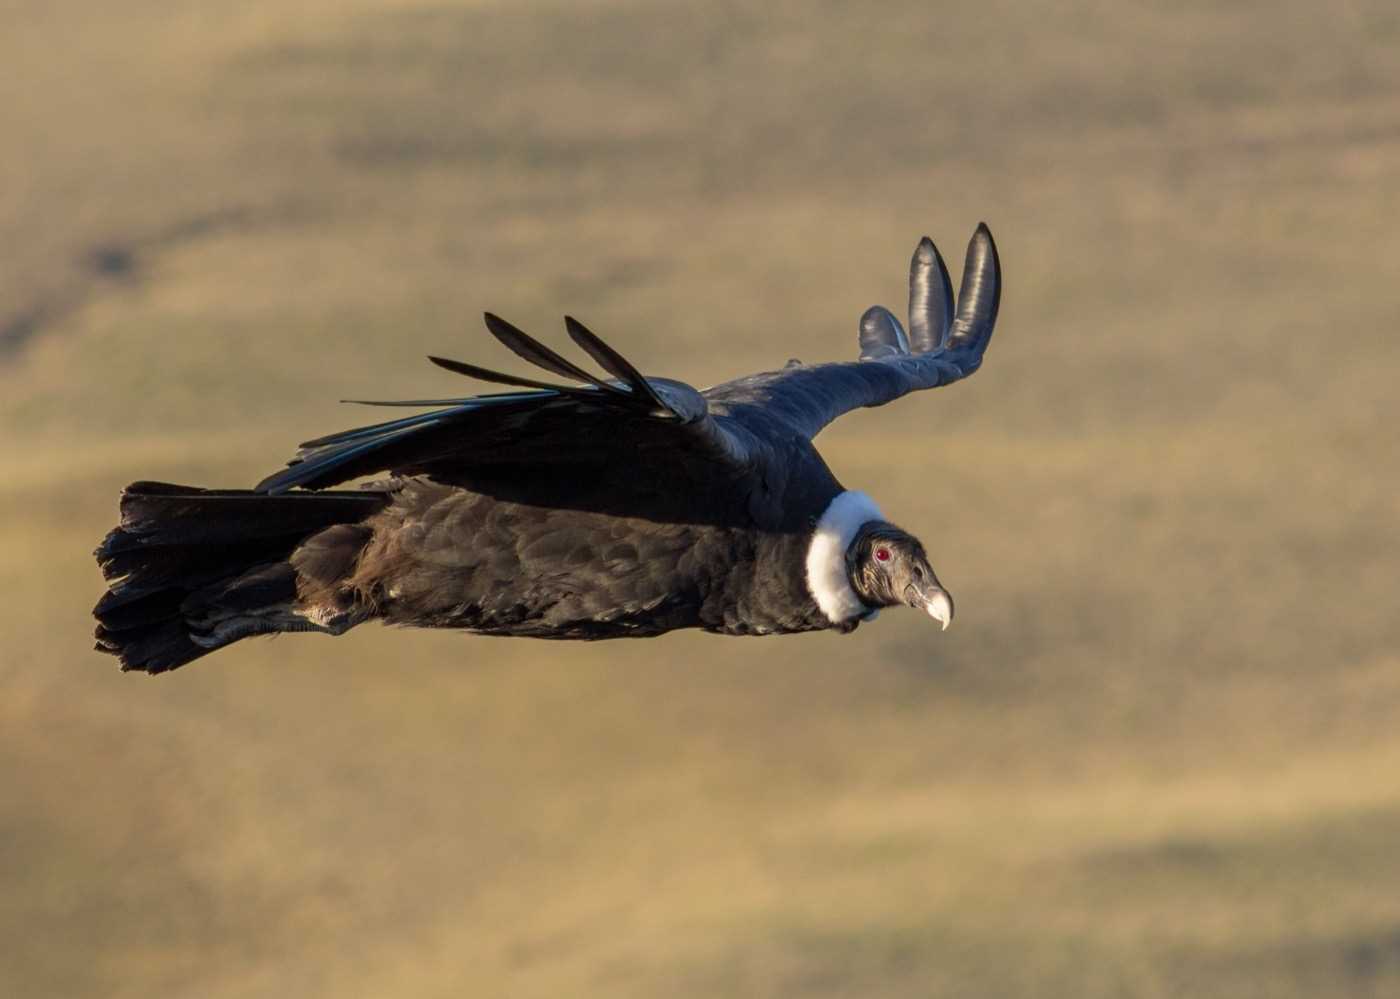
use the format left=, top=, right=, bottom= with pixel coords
left=94, top=225, right=1002, bottom=672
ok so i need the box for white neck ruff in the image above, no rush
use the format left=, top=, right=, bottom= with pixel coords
left=805, top=491, right=883, bottom=625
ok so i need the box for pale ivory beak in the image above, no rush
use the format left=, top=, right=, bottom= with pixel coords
left=923, top=588, right=954, bottom=631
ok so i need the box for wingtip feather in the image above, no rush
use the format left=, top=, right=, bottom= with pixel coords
left=908, top=235, right=955, bottom=353
left=948, top=223, right=1001, bottom=353
left=562, top=315, right=671, bottom=413
left=858, top=306, right=909, bottom=359
left=483, top=312, right=625, bottom=394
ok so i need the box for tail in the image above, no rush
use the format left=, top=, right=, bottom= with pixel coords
left=94, top=482, right=390, bottom=673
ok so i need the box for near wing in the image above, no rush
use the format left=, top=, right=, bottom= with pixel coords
left=255, top=313, right=755, bottom=499
left=702, top=224, right=1001, bottom=440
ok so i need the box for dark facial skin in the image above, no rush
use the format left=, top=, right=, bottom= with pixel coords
left=845, top=522, right=954, bottom=628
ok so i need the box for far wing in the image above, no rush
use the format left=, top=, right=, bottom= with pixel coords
left=256, top=314, right=760, bottom=520
left=703, top=225, right=1001, bottom=440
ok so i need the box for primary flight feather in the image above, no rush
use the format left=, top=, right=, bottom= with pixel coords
left=94, top=225, right=1002, bottom=673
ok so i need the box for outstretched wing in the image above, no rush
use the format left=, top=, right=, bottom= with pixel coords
left=256, top=225, right=998, bottom=509
left=702, top=224, right=1001, bottom=439
left=255, top=313, right=759, bottom=512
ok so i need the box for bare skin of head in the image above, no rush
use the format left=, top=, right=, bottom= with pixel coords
left=845, top=523, right=954, bottom=628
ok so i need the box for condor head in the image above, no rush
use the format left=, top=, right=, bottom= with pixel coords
left=845, top=524, right=954, bottom=629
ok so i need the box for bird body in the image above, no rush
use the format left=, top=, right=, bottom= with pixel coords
left=334, top=477, right=838, bottom=639
left=94, top=226, right=1001, bottom=672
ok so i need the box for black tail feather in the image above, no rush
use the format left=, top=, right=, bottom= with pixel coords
left=93, top=586, right=190, bottom=633
left=93, top=482, right=387, bottom=673
left=95, top=619, right=205, bottom=675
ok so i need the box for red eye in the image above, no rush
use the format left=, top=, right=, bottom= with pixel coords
left=875, top=548, right=891, bottom=562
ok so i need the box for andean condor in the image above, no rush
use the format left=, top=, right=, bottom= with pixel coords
left=94, top=225, right=1001, bottom=673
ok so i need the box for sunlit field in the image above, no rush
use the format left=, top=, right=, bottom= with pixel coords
left=3, top=2, right=1399, bottom=996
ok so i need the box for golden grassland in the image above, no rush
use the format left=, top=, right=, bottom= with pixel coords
left=3, top=2, right=1399, bottom=995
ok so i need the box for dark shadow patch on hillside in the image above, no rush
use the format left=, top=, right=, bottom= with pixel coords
left=0, top=306, right=56, bottom=355
left=0, top=207, right=252, bottom=359
left=1182, top=925, right=1400, bottom=995
left=85, top=244, right=137, bottom=280
left=1066, top=805, right=1400, bottom=915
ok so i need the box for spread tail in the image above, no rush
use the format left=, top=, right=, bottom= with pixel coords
left=93, top=482, right=389, bottom=673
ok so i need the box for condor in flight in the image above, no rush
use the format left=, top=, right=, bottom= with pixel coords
left=94, top=225, right=1001, bottom=673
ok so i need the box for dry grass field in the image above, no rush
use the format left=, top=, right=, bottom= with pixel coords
left=3, top=2, right=1399, bottom=996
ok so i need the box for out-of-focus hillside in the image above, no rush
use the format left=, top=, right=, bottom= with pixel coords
left=3, top=2, right=1398, bottom=996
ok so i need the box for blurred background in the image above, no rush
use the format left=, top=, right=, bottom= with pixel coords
left=3, top=2, right=1398, bottom=996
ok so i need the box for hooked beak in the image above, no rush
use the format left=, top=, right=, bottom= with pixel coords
left=905, top=582, right=954, bottom=631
